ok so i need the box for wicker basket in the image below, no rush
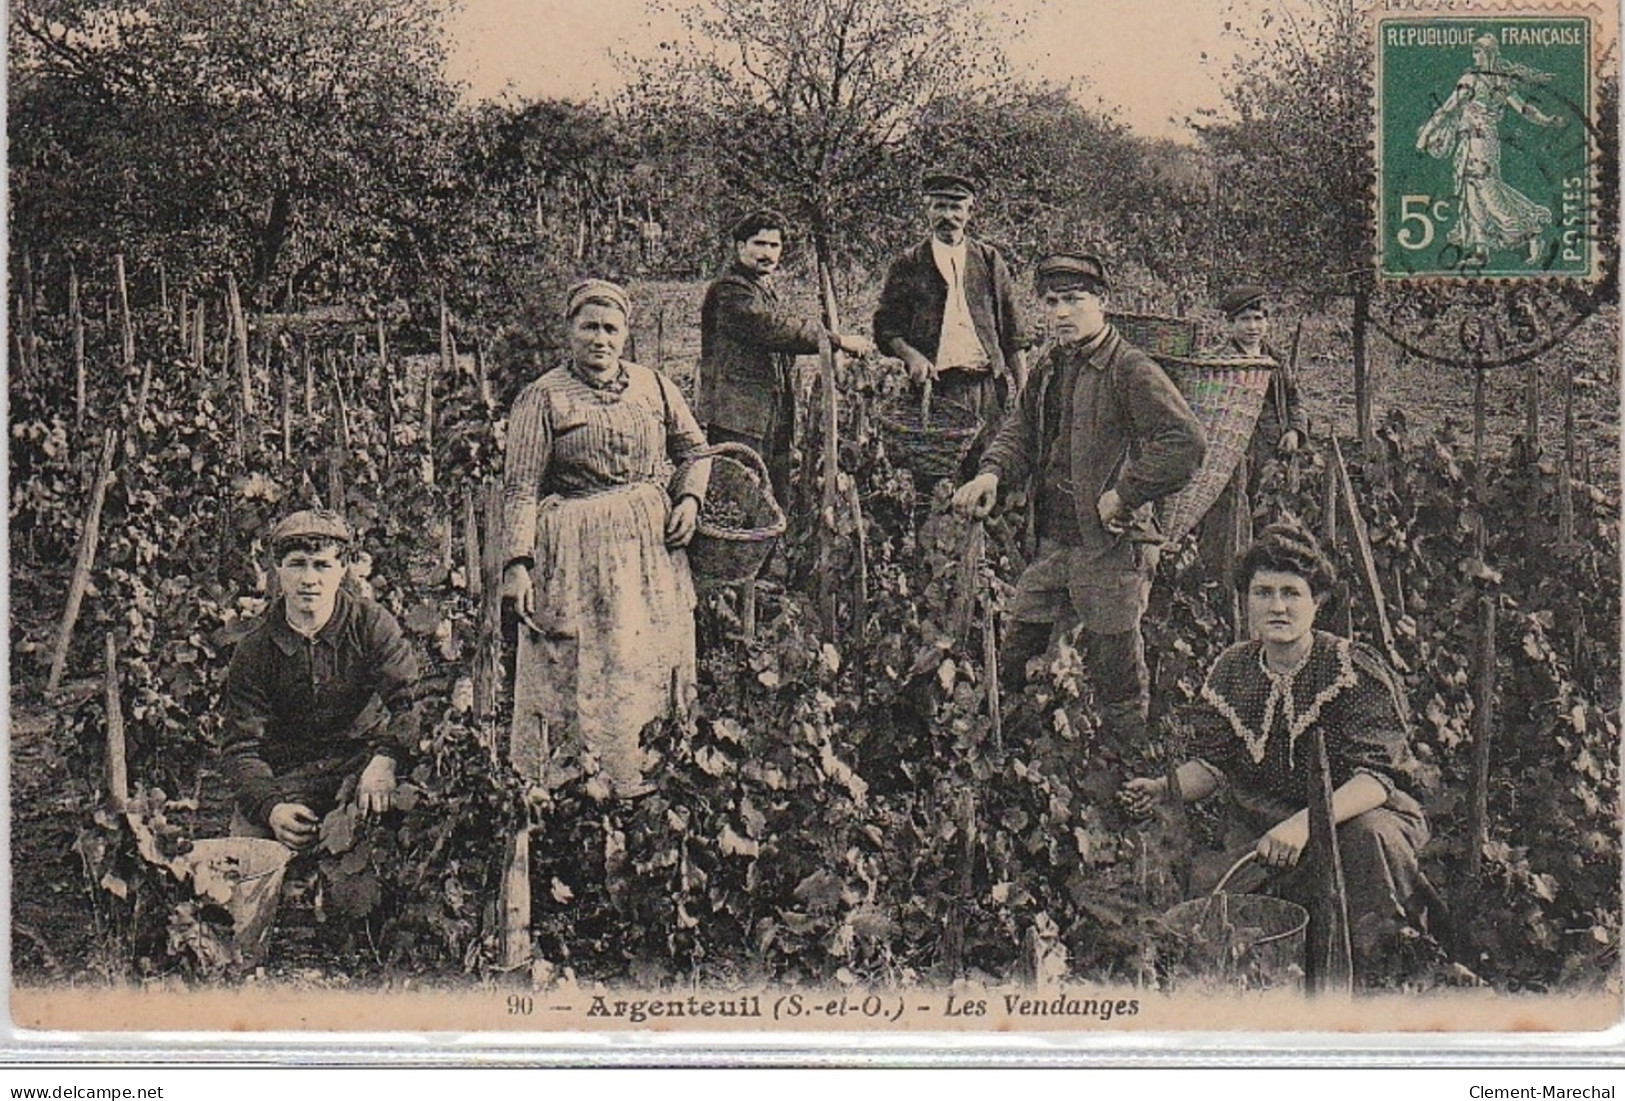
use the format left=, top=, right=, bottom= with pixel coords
left=876, top=378, right=981, bottom=480
left=683, top=442, right=787, bottom=585
left=1154, top=354, right=1276, bottom=543
left=1110, top=312, right=1199, bottom=358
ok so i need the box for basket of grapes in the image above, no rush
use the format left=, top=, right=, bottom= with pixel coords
left=682, top=442, right=787, bottom=584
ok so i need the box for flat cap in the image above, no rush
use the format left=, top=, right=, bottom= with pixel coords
left=1034, top=251, right=1110, bottom=293
left=1219, top=284, right=1269, bottom=317
left=921, top=169, right=977, bottom=200
left=269, top=509, right=352, bottom=546
left=730, top=208, right=790, bottom=241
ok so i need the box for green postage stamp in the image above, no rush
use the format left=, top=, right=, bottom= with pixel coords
left=1377, top=13, right=1593, bottom=279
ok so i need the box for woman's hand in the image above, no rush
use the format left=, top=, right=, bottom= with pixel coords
left=1116, top=776, right=1166, bottom=819
left=1257, top=812, right=1310, bottom=869
left=666, top=496, right=700, bottom=548
left=502, top=562, right=535, bottom=619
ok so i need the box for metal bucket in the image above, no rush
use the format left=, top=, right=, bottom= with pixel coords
left=181, top=838, right=293, bottom=963
left=1153, top=852, right=1308, bottom=992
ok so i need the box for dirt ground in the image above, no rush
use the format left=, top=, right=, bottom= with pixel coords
left=9, top=289, right=1620, bottom=984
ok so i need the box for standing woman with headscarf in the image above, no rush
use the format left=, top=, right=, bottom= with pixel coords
left=500, top=280, right=711, bottom=799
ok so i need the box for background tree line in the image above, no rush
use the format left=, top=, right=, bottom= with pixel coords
left=9, top=0, right=1398, bottom=380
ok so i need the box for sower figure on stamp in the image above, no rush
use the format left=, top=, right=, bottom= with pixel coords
left=698, top=209, right=874, bottom=508
left=953, top=252, right=1206, bottom=747
left=1120, top=524, right=1441, bottom=982
left=874, top=170, right=1027, bottom=482
left=1197, top=285, right=1308, bottom=572
left=220, top=510, right=421, bottom=849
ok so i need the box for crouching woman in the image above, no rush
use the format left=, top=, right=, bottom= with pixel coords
left=1120, top=523, right=1437, bottom=972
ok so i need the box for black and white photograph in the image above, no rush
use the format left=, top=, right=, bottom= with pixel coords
left=6, top=0, right=1621, bottom=1040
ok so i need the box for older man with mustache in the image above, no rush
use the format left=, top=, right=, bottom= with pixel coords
left=873, top=170, right=1027, bottom=479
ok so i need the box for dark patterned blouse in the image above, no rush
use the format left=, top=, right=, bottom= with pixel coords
left=1188, top=630, right=1423, bottom=816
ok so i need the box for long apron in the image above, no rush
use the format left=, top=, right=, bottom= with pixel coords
left=509, top=482, right=696, bottom=797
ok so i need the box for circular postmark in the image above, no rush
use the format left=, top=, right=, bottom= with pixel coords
left=1367, top=268, right=1613, bottom=369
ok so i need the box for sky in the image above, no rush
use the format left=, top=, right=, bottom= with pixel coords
left=443, top=0, right=1255, bottom=142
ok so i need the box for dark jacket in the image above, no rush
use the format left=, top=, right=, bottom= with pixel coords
left=220, top=589, right=421, bottom=827
left=873, top=236, right=1024, bottom=379
left=981, top=326, right=1206, bottom=547
left=697, top=263, right=823, bottom=438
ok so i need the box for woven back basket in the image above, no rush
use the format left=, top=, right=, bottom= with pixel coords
left=876, top=377, right=981, bottom=480
left=683, top=442, right=787, bottom=585
left=1153, top=355, right=1276, bottom=543
left=1110, top=312, right=1200, bottom=358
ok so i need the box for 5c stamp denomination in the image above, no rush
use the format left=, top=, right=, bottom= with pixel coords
left=1377, top=14, right=1593, bottom=279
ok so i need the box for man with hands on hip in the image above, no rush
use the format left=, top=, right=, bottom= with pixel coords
left=954, top=251, right=1205, bottom=745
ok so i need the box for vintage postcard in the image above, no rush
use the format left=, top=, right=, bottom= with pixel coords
left=6, top=0, right=1621, bottom=1056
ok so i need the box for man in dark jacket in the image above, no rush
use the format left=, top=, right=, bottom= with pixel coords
left=954, top=253, right=1206, bottom=744
left=697, top=209, right=873, bottom=504
left=220, top=510, right=420, bottom=848
left=873, top=170, right=1026, bottom=471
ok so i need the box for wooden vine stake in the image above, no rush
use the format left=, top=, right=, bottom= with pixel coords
left=302, top=335, right=316, bottom=421
left=69, top=266, right=86, bottom=431
left=1284, top=319, right=1305, bottom=496
left=816, top=331, right=840, bottom=640
left=1330, top=437, right=1402, bottom=669
left=280, top=359, right=293, bottom=464
left=227, top=272, right=255, bottom=416
left=463, top=485, right=483, bottom=599
left=113, top=254, right=135, bottom=372
left=1465, top=594, right=1498, bottom=887
left=472, top=482, right=505, bottom=720
left=500, top=825, right=533, bottom=971
left=47, top=429, right=121, bottom=694
left=18, top=250, right=37, bottom=378
left=473, top=336, right=494, bottom=417
left=940, top=786, right=977, bottom=977
left=1558, top=358, right=1577, bottom=546
left=103, top=633, right=129, bottom=812
left=1304, top=727, right=1354, bottom=994
left=1320, top=435, right=1339, bottom=547
left=1523, top=357, right=1541, bottom=459
left=191, top=299, right=206, bottom=371
left=1226, top=457, right=1252, bottom=641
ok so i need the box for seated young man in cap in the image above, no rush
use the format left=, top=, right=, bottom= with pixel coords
left=220, top=510, right=421, bottom=849
left=873, top=170, right=1026, bottom=476
left=698, top=209, right=874, bottom=506
left=954, top=252, right=1205, bottom=747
